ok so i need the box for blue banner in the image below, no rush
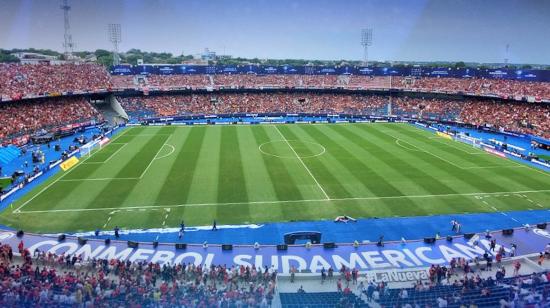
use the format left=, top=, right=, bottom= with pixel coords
left=2, top=226, right=548, bottom=274
left=109, top=65, right=550, bottom=82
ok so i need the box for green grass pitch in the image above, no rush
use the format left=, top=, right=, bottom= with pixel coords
left=2, top=123, right=549, bottom=233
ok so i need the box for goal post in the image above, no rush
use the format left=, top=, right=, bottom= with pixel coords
left=454, top=133, right=482, bottom=149
left=79, top=141, right=98, bottom=158
left=79, top=137, right=110, bottom=158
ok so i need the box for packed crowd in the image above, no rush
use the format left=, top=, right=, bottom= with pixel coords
left=111, top=74, right=393, bottom=90
left=0, top=63, right=111, bottom=99
left=111, top=73, right=550, bottom=99
left=1, top=62, right=549, bottom=100
left=118, top=93, right=390, bottom=117
left=0, top=97, right=103, bottom=141
left=0, top=241, right=276, bottom=307
left=117, top=92, right=550, bottom=139
left=395, top=76, right=550, bottom=100
left=460, top=100, right=550, bottom=139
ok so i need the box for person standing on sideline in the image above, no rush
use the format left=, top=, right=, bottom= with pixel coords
left=179, top=221, right=185, bottom=239
left=114, top=226, right=120, bottom=238
left=212, top=220, right=217, bottom=231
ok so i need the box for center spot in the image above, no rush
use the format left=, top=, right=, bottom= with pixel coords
left=259, top=140, right=326, bottom=158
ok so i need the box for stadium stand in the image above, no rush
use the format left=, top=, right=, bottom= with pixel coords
left=374, top=271, right=550, bottom=307
left=117, top=93, right=390, bottom=117
left=394, top=76, right=550, bottom=100
left=0, top=242, right=277, bottom=307
left=279, top=292, right=366, bottom=307
left=0, top=97, right=104, bottom=143
left=117, top=93, right=550, bottom=139
left=0, top=63, right=111, bottom=99
left=111, top=73, right=550, bottom=100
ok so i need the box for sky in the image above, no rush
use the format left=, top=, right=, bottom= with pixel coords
left=0, top=0, right=549, bottom=64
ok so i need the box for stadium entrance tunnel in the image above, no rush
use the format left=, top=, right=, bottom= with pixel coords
left=259, top=140, right=326, bottom=159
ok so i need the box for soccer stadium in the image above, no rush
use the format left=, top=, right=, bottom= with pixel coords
left=0, top=0, right=550, bottom=306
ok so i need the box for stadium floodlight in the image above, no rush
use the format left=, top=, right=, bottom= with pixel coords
left=108, top=23, right=122, bottom=66
left=60, top=0, right=75, bottom=58
left=361, top=28, right=373, bottom=67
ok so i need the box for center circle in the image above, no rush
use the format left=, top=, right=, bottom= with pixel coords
left=259, top=140, right=326, bottom=159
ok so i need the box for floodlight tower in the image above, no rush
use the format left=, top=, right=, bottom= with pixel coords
left=108, top=24, right=122, bottom=66
left=361, top=28, right=373, bottom=67
left=60, top=0, right=75, bottom=58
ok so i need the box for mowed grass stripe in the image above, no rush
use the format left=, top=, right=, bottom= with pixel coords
left=237, top=127, right=283, bottom=222
left=298, top=125, right=409, bottom=198
left=269, top=126, right=331, bottom=200
left=371, top=125, right=512, bottom=194
left=85, top=127, right=175, bottom=209
left=185, top=127, right=222, bottom=204
left=155, top=126, right=207, bottom=205
left=384, top=124, right=549, bottom=191
left=336, top=124, right=475, bottom=214
left=358, top=126, right=484, bottom=214
left=5, top=124, right=550, bottom=234
left=63, top=127, right=144, bottom=180
left=237, top=127, right=278, bottom=202
left=85, top=143, right=126, bottom=163
left=280, top=125, right=353, bottom=198
left=250, top=125, right=304, bottom=219
left=292, top=124, right=428, bottom=217
left=215, top=126, right=250, bottom=222
left=314, top=124, right=437, bottom=215
left=18, top=128, right=141, bottom=211
left=396, top=124, right=515, bottom=169
left=121, top=128, right=193, bottom=208
left=285, top=126, right=374, bottom=198
left=395, top=124, right=550, bottom=190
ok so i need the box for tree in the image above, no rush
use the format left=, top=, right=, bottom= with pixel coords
left=96, top=54, right=114, bottom=67
left=94, top=49, right=111, bottom=58
left=0, top=53, right=20, bottom=63
left=454, top=61, right=466, bottom=68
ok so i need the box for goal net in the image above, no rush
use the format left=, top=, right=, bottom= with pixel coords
left=79, top=141, right=97, bottom=157
left=79, top=137, right=110, bottom=158
left=455, top=133, right=482, bottom=148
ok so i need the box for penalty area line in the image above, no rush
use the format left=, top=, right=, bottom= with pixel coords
left=139, top=134, right=173, bottom=179
left=11, top=129, right=132, bottom=214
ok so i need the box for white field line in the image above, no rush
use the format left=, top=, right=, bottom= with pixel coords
left=394, top=139, right=422, bottom=152
left=139, top=133, right=173, bottom=179
left=103, top=215, right=113, bottom=228
left=273, top=125, right=330, bottom=200
left=123, top=134, right=173, bottom=137
left=154, top=144, right=176, bottom=160
left=430, top=138, right=480, bottom=155
left=383, top=130, right=521, bottom=170
left=480, top=198, right=521, bottom=223
left=501, top=153, right=550, bottom=178
left=461, top=165, right=526, bottom=170
left=11, top=128, right=132, bottom=214
left=384, top=132, right=465, bottom=169
left=14, top=189, right=550, bottom=214
left=82, top=143, right=127, bottom=165
left=407, top=126, right=550, bottom=175
left=59, top=177, right=139, bottom=182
